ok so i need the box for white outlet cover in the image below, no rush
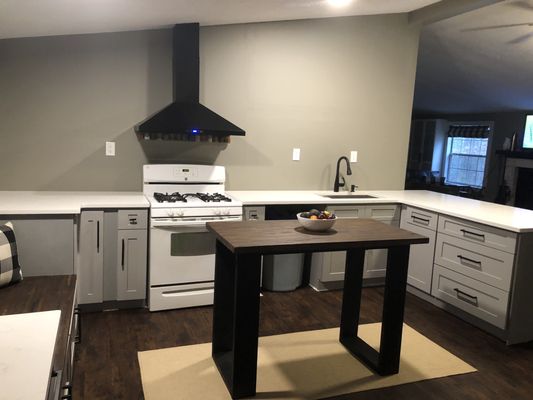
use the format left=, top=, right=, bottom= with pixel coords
left=106, top=141, right=116, bottom=156
left=292, top=148, right=301, bottom=161
left=350, top=150, right=358, bottom=163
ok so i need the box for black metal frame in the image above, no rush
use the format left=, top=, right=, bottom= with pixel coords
left=211, top=241, right=411, bottom=399
left=339, top=246, right=410, bottom=375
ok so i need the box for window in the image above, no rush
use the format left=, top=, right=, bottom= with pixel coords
left=444, top=124, right=491, bottom=189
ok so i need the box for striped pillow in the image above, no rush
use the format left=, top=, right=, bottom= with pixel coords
left=0, top=222, right=23, bottom=288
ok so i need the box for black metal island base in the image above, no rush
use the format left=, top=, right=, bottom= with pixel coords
left=206, top=218, right=428, bottom=399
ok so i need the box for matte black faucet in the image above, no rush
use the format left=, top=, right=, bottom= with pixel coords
left=333, top=156, right=352, bottom=192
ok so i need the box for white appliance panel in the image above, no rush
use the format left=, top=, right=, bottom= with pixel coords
left=149, top=225, right=215, bottom=286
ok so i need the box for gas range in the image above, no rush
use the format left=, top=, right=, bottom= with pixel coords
left=144, top=165, right=243, bottom=220
left=143, top=164, right=242, bottom=312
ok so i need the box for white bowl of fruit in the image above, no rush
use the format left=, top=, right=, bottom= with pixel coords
left=297, top=209, right=337, bottom=232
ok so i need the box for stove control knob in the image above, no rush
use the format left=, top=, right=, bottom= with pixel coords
left=214, top=209, right=222, bottom=216
left=175, top=209, right=184, bottom=217
left=166, top=210, right=176, bottom=217
left=223, top=209, right=230, bottom=215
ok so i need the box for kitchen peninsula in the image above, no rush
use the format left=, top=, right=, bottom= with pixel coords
left=228, top=190, right=533, bottom=345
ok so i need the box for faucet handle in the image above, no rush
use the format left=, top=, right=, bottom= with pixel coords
left=351, top=185, right=358, bottom=192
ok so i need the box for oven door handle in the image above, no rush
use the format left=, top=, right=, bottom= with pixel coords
left=151, top=218, right=241, bottom=228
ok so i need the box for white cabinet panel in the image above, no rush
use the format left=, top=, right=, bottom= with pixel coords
left=432, top=264, right=509, bottom=329
left=438, top=215, right=517, bottom=254
left=310, top=204, right=399, bottom=286
left=401, top=205, right=438, bottom=231
left=400, top=220, right=436, bottom=294
left=435, top=233, right=514, bottom=292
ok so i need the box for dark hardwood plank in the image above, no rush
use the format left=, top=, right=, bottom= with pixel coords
left=206, top=219, right=428, bottom=255
left=73, top=287, right=533, bottom=400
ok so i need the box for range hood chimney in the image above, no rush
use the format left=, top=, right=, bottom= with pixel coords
left=135, top=23, right=245, bottom=138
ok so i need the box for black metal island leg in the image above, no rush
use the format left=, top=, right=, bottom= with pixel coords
left=339, top=245, right=411, bottom=375
left=212, top=240, right=262, bottom=399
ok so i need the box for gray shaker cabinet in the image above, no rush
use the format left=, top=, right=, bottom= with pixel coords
left=78, top=209, right=148, bottom=306
left=78, top=211, right=104, bottom=304
left=117, top=229, right=147, bottom=301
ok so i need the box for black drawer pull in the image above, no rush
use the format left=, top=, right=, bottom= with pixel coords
left=412, top=215, right=430, bottom=224
left=454, top=288, right=479, bottom=306
left=96, top=220, right=100, bottom=253
left=457, top=254, right=482, bottom=266
left=121, top=239, right=125, bottom=270
left=460, top=229, right=485, bottom=240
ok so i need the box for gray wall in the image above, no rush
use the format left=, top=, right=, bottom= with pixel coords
left=0, top=15, right=420, bottom=191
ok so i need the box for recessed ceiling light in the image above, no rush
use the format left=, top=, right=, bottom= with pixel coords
left=327, top=0, right=352, bottom=7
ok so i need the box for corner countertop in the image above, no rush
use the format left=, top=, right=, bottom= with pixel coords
left=0, top=191, right=149, bottom=215
left=0, top=310, right=61, bottom=400
left=227, top=190, right=533, bottom=233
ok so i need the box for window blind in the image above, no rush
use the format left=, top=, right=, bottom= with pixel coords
left=447, top=125, right=490, bottom=138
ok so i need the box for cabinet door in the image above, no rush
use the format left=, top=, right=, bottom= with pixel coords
left=363, top=205, right=400, bottom=279
left=400, top=217, right=436, bottom=294
left=78, top=211, right=104, bottom=304
left=117, top=229, right=147, bottom=301
left=319, top=205, right=366, bottom=282
left=363, top=218, right=398, bottom=279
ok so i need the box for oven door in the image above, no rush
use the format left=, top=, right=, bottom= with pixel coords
left=149, top=217, right=239, bottom=286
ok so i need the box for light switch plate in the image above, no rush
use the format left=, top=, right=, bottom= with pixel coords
left=106, top=141, right=116, bottom=157
left=350, top=150, right=358, bottom=163
left=292, top=148, right=301, bottom=161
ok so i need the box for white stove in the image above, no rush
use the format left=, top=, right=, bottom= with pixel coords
left=143, top=164, right=243, bottom=311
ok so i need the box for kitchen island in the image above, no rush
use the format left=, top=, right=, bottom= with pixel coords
left=207, top=218, right=428, bottom=399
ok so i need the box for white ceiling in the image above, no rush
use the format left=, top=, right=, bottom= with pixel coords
left=0, top=0, right=440, bottom=39
left=414, top=0, right=533, bottom=113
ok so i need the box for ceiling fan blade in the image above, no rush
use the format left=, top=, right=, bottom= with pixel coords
left=462, top=22, right=533, bottom=32
left=508, top=0, right=533, bottom=11
left=507, top=31, right=533, bottom=44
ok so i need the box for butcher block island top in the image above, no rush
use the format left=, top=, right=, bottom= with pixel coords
left=206, top=218, right=429, bottom=255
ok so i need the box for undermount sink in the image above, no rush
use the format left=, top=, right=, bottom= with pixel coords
left=322, top=194, right=378, bottom=199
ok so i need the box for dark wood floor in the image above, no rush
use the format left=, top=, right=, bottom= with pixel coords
left=73, top=287, right=533, bottom=399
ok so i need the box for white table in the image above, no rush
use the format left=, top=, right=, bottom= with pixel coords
left=0, top=310, right=61, bottom=400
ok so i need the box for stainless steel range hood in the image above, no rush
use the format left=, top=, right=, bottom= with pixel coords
left=135, top=23, right=245, bottom=137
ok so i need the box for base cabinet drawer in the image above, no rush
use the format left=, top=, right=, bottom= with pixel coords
left=432, top=265, right=509, bottom=329
left=438, top=215, right=516, bottom=254
left=401, top=205, right=438, bottom=231
left=435, top=233, right=514, bottom=291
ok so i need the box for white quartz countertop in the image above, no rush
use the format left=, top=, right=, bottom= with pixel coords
left=0, top=310, right=61, bottom=400
left=227, top=190, right=533, bottom=233
left=0, top=191, right=149, bottom=215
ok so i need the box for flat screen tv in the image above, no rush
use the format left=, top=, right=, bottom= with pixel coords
left=523, top=115, right=533, bottom=149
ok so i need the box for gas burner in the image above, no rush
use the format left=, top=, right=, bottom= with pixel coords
left=196, top=192, right=232, bottom=203
left=153, top=192, right=187, bottom=203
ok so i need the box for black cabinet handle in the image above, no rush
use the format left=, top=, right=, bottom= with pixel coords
left=460, top=229, right=485, bottom=240
left=454, top=288, right=479, bottom=306
left=412, top=215, right=430, bottom=224
left=121, top=239, right=125, bottom=270
left=457, top=254, right=482, bottom=266
left=74, top=308, right=81, bottom=344
left=96, top=220, right=100, bottom=253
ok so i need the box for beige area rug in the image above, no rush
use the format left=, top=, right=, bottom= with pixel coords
left=138, top=324, right=476, bottom=400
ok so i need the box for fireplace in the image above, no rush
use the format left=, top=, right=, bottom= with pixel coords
left=503, top=155, right=533, bottom=208
left=515, top=168, right=533, bottom=210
